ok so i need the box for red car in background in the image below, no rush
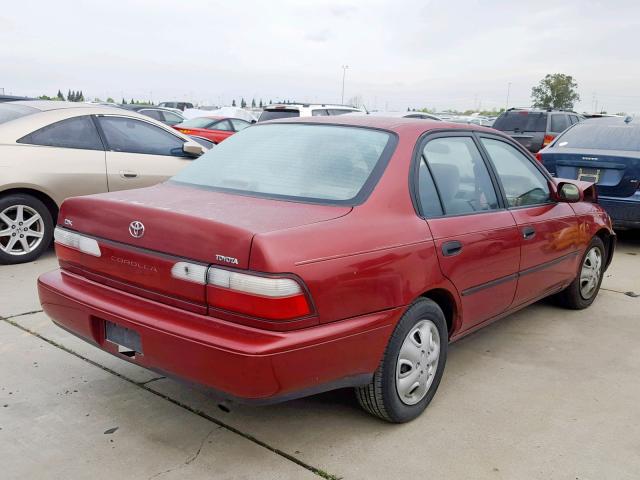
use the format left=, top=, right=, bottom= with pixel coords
left=173, top=116, right=251, bottom=144
left=39, top=116, right=614, bottom=423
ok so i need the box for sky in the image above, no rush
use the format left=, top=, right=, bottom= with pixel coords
left=2, top=0, right=640, bottom=114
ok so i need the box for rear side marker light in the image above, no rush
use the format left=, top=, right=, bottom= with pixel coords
left=171, top=262, right=207, bottom=284
left=54, top=227, right=101, bottom=257
left=207, top=267, right=311, bottom=320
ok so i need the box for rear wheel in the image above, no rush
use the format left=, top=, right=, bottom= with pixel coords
left=356, top=298, right=448, bottom=423
left=555, top=236, right=605, bottom=309
left=0, top=194, right=53, bottom=264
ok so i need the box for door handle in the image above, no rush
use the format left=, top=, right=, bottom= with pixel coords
left=119, top=170, right=138, bottom=179
left=442, top=240, right=463, bottom=257
left=522, top=226, right=536, bottom=240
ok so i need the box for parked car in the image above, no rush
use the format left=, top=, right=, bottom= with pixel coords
left=39, top=116, right=614, bottom=423
left=539, top=116, right=640, bottom=229
left=158, top=101, right=194, bottom=111
left=119, top=105, right=185, bottom=126
left=173, top=116, right=251, bottom=143
left=493, top=108, right=583, bottom=153
left=349, top=111, right=442, bottom=121
left=0, top=101, right=209, bottom=264
left=0, top=94, right=32, bottom=102
left=258, top=103, right=363, bottom=121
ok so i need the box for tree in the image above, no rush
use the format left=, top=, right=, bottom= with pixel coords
left=241, top=97, right=247, bottom=108
left=269, top=99, right=272, bottom=105
left=251, top=98, right=256, bottom=108
left=57, top=90, right=65, bottom=101
left=122, top=98, right=127, bottom=104
left=106, top=97, right=115, bottom=103
left=232, top=99, right=236, bottom=107
left=259, top=99, right=263, bottom=108
left=78, top=91, right=84, bottom=102
left=67, top=90, right=72, bottom=102
left=531, top=73, right=580, bottom=110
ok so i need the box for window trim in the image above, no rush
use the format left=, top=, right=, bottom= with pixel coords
left=17, top=115, right=106, bottom=151
left=94, top=114, right=189, bottom=157
left=409, top=130, right=507, bottom=219
left=474, top=132, right=557, bottom=210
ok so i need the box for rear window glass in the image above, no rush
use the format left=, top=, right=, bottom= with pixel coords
left=493, top=112, right=547, bottom=132
left=179, top=117, right=216, bottom=128
left=0, top=104, right=38, bottom=125
left=554, top=123, right=640, bottom=151
left=171, top=124, right=395, bottom=204
left=258, top=109, right=300, bottom=122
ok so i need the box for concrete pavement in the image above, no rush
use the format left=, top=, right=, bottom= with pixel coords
left=1, top=231, right=639, bottom=479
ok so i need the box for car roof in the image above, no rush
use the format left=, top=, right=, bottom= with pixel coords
left=264, top=104, right=359, bottom=109
left=8, top=100, right=109, bottom=112
left=263, top=114, right=496, bottom=135
left=583, top=116, right=639, bottom=126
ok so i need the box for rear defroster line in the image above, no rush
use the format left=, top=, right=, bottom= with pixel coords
left=0, top=315, right=342, bottom=480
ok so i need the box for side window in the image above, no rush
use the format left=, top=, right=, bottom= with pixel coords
left=328, top=109, right=353, bottom=115
left=480, top=138, right=551, bottom=207
left=18, top=116, right=103, bottom=150
left=312, top=109, right=329, bottom=116
left=230, top=119, right=250, bottom=131
left=423, top=136, right=499, bottom=215
left=416, top=160, right=444, bottom=217
left=550, top=114, right=570, bottom=133
left=97, top=116, right=185, bottom=156
left=162, top=112, right=184, bottom=126
left=211, top=120, right=233, bottom=131
left=139, top=109, right=164, bottom=121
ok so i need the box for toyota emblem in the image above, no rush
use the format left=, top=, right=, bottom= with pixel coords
left=129, top=221, right=145, bottom=238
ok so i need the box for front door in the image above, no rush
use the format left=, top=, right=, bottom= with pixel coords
left=417, top=134, right=521, bottom=330
left=95, top=115, right=193, bottom=191
left=477, top=135, right=580, bottom=307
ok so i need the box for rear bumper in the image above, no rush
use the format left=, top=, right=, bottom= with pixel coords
left=37, top=269, right=399, bottom=403
left=599, top=195, right=640, bottom=229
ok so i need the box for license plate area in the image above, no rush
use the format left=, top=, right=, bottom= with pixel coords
left=105, top=321, right=143, bottom=356
left=577, top=167, right=600, bottom=183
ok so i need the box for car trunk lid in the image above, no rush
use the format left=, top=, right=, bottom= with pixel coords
left=56, top=182, right=351, bottom=307
left=541, top=148, right=640, bottom=197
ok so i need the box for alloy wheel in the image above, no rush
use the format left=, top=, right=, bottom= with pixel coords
left=0, top=204, right=45, bottom=256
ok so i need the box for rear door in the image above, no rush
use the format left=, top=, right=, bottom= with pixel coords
left=15, top=115, right=107, bottom=200
left=478, top=134, right=579, bottom=306
left=96, top=115, right=193, bottom=191
left=418, top=133, right=521, bottom=330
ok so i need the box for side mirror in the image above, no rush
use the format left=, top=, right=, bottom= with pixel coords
left=183, top=141, right=205, bottom=157
left=557, top=182, right=581, bottom=202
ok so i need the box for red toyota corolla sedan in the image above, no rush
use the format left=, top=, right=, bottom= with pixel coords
left=38, top=116, right=615, bottom=422
left=173, top=116, right=251, bottom=143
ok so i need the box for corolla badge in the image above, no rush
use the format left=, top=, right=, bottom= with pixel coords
left=129, top=220, right=145, bottom=238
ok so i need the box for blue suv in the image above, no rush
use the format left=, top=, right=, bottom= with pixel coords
left=539, top=116, right=640, bottom=229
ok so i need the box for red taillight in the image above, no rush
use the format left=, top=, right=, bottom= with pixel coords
left=205, top=267, right=312, bottom=321
left=535, top=152, right=542, bottom=162
left=542, top=134, right=555, bottom=147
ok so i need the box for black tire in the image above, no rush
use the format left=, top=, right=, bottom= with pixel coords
left=355, top=298, right=448, bottom=423
left=555, top=236, right=606, bottom=310
left=0, top=194, right=54, bottom=265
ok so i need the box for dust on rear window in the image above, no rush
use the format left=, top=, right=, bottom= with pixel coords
left=0, top=104, right=38, bottom=125
left=171, top=123, right=394, bottom=204
left=493, top=111, right=547, bottom=132
left=555, top=123, right=640, bottom=151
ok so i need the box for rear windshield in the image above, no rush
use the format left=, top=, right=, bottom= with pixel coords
left=0, top=104, right=38, bottom=125
left=171, top=124, right=395, bottom=204
left=493, top=111, right=547, bottom=132
left=258, top=109, right=300, bottom=122
left=554, top=123, right=640, bottom=151
left=179, top=117, right=216, bottom=128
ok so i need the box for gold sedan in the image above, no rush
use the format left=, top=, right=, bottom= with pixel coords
left=0, top=101, right=209, bottom=264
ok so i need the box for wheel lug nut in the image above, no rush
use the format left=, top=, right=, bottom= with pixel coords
left=20, top=234, right=24, bottom=238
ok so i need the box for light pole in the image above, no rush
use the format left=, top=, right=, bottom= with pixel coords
left=506, top=82, right=512, bottom=110
left=341, top=65, right=349, bottom=104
